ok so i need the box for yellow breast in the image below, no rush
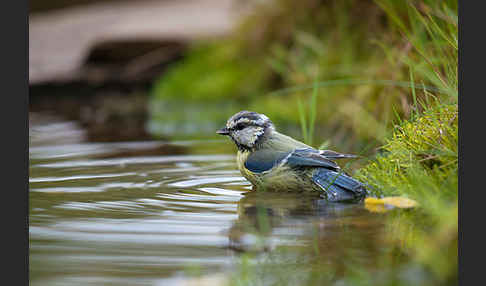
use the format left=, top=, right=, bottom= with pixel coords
left=236, top=150, right=260, bottom=186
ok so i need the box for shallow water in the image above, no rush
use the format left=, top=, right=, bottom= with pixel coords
left=29, top=115, right=385, bottom=286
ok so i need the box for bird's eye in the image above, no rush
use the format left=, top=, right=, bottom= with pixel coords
left=234, top=123, right=245, bottom=131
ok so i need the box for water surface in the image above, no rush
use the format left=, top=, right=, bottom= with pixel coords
left=29, top=116, right=384, bottom=286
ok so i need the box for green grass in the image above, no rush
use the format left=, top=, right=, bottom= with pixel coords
left=357, top=104, right=458, bottom=198
left=297, top=74, right=319, bottom=146
left=150, top=0, right=456, bottom=151
left=149, top=1, right=410, bottom=147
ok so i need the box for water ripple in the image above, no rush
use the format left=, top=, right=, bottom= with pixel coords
left=34, top=155, right=234, bottom=169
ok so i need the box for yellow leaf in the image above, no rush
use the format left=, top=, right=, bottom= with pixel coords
left=365, top=196, right=418, bottom=213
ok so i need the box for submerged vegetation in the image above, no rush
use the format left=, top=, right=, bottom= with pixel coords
left=151, top=0, right=457, bottom=285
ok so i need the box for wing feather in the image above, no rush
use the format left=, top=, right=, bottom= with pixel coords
left=244, top=150, right=290, bottom=173
left=312, top=168, right=367, bottom=201
left=245, top=148, right=341, bottom=173
left=286, top=148, right=340, bottom=170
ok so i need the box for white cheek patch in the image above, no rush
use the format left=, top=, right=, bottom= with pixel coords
left=233, top=126, right=264, bottom=147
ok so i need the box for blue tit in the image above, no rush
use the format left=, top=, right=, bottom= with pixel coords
left=217, top=110, right=367, bottom=202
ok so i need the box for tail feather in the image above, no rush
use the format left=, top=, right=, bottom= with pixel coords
left=312, top=168, right=366, bottom=202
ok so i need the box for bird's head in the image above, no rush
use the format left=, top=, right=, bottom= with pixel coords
left=217, top=111, right=275, bottom=150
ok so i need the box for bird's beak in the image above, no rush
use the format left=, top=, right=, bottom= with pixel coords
left=216, top=127, right=230, bottom=135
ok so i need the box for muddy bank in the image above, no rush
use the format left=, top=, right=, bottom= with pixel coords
left=29, top=0, right=242, bottom=86
left=29, top=0, right=248, bottom=142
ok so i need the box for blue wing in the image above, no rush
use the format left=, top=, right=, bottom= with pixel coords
left=286, top=148, right=339, bottom=170
left=245, top=148, right=339, bottom=173
left=244, top=150, right=290, bottom=173
left=245, top=147, right=366, bottom=201
left=312, top=168, right=367, bottom=202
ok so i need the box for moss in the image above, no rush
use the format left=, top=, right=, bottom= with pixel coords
left=357, top=103, right=457, bottom=197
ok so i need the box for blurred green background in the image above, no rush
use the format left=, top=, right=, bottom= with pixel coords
left=30, top=0, right=458, bottom=285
